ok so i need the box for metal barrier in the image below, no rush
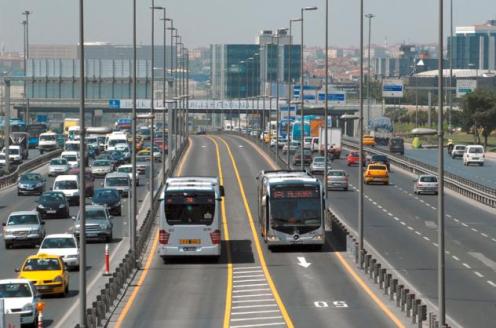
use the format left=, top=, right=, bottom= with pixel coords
left=342, top=137, right=496, bottom=208
left=77, top=137, right=189, bottom=328
left=232, top=131, right=455, bottom=328
left=0, top=149, right=63, bottom=190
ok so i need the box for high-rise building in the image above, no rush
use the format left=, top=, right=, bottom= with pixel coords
left=210, top=30, right=301, bottom=99
left=448, top=19, right=496, bottom=69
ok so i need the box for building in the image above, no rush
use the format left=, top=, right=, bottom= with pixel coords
left=210, top=30, right=301, bottom=99
left=374, top=44, right=440, bottom=78
left=448, top=19, right=496, bottom=69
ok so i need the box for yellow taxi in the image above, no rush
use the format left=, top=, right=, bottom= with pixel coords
left=16, top=253, right=69, bottom=297
left=364, top=163, right=389, bottom=185
left=363, top=135, right=376, bottom=146
left=137, top=149, right=151, bottom=156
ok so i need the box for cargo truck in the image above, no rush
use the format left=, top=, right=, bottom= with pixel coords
left=317, top=127, right=342, bottom=159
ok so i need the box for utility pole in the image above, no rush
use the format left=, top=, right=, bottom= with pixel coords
left=22, top=10, right=31, bottom=125
left=4, top=80, right=10, bottom=174
left=365, top=13, right=375, bottom=129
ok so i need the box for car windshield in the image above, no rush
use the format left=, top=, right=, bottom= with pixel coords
left=9, top=148, right=20, bottom=155
left=84, top=209, right=107, bottom=220
left=63, top=155, right=77, bottom=162
left=455, top=146, right=466, bottom=150
left=109, top=139, right=126, bottom=146
left=372, top=156, right=388, bottom=162
left=390, top=138, right=403, bottom=145
left=106, top=177, right=129, bottom=187
left=165, top=192, right=216, bottom=225
left=8, top=215, right=39, bottom=225
left=93, top=189, right=119, bottom=202
left=40, top=135, right=56, bottom=141
left=0, top=283, right=32, bottom=298
left=40, top=193, right=64, bottom=203
left=54, top=180, right=77, bottom=190
left=469, top=147, right=483, bottom=154
left=93, top=161, right=111, bottom=167
left=328, top=171, right=346, bottom=177
left=51, top=159, right=67, bottom=165
left=65, top=143, right=80, bottom=151
left=86, top=138, right=97, bottom=143
left=41, top=237, right=76, bottom=249
left=20, top=174, right=41, bottom=182
left=22, top=258, right=61, bottom=271
left=269, top=186, right=321, bottom=226
left=420, top=176, right=438, bottom=183
left=369, top=165, right=386, bottom=170
left=313, top=157, right=325, bottom=163
left=118, top=167, right=131, bottom=173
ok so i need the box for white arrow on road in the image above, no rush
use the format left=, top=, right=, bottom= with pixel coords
left=297, top=256, right=311, bottom=268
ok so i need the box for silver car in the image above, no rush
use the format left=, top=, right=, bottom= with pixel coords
left=90, top=159, right=113, bottom=178
left=73, top=205, right=113, bottom=242
left=310, top=156, right=327, bottom=175
left=104, top=172, right=130, bottom=197
left=326, top=170, right=349, bottom=191
left=414, top=175, right=438, bottom=195
left=450, top=144, right=466, bottom=159
left=48, top=158, right=70, bottom=177
left=2, top=211, right=46, bottom=249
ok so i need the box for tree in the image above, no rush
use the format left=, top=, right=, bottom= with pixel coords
left=461, top=89, right=496, bottom=147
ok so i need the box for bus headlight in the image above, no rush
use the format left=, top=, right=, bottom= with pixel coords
left=267, top=234, right=278, bottom=241
left=312, top=234, right=323, bottom=240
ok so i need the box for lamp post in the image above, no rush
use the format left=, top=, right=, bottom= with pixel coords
left=160, top=12, right=171, bottom=183
left=131, top=0, right=138, bottom=259
left=365, top=13, right=375, bottom=130
left=287, top=18, right=301, bottom=168
left=239, top=61, right=245, bottom=130
left=274, top=29, right=287, bottom=161
left=448, top=0, right=453, bottom=133
left=324, top=0, right=329, bottom=192
left=167, top=24, right=176, bottom=170
left=299, top=6, right=318, bottom=170
left=22, top=10, right=31, bottom=125
left=358, top=0, right=365, bottom=268
left=77, top=0, right=87, bottom=326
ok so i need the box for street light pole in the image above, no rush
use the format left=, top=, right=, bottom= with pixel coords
left=77, top=0, right=87, bottom=326
left=167, top=23, right=175, bottom=173
left=365, top=13, right=375, bottom=129
left=299, top=6, right=318, bottom=170
left=448, top=0, right=453, bottom=133
left=287, top=19, right=301, bottom=168
left=22, top=10, right=31, bottom=125
left=131, top=0, right=137, bottom=257
left=324, top=0, right=329, bottom=192
left=437, top=0, right=446, bottom=324
left=358, top=0, right=365, bottom=268
left=160, top=11, right=169, bottom=183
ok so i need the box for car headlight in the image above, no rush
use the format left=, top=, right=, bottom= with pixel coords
left=100, top=223, right=108, bottom=229
left=38, top=204, right=45, bottom=209
left=54, top=276, right=64, bottom=283
left=59, top=204, right=66, bottom=208
left=22, top=303, right=34, bottom=312
left=36, top=183, right=43, bottom=187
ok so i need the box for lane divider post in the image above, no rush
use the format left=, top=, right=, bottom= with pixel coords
left=103, top=244, right=111, bottom=276
left=36, top=302, right=45, bottom=328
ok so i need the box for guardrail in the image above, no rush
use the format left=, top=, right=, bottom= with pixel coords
left=0, top=149, right=63, bottom=189
left=233, top=131, right=456, bottom=328
left=80, top=137, right=189, bottom=328
left=341, top=138, right=496, bottom=208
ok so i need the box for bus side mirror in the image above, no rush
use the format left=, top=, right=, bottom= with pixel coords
left=219, top=186, right=225, bottom=197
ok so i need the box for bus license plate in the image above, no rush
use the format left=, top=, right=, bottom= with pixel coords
left=179, top=239, right=201, bottom=245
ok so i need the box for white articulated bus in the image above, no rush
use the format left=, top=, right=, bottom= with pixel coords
left=159, top=177, right=224, bottom=261
left=257, top=170, right=325, bottom=250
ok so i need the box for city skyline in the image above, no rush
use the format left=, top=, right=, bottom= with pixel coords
left=0, top=0, right=494, bottom=52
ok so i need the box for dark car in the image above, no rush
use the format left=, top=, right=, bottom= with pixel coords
left=368, top=154, right=391, bottom=171
left=293, top=149, right=313, bottom=166
left=36, top=191, right=70, bottom=219
left=389, top=137, right=404, bottom=155
left=68, top=167, right=95, bottom=197
left=91, top=188, right=122, bottom=216
left=110, top=151, right=127, bottom=166
left=17, top=173, right=46, bottom=196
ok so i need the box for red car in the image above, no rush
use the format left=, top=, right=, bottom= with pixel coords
left=346, top=151, right=366, bottom=166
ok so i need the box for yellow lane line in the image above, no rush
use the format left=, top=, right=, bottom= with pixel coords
left=206, top=136, right=233, bottom=328
left=114, top=137, right=193, bottom=328
left=215, top=136, right=295, bottom=328
left=236, top=135, right=406, bottom=328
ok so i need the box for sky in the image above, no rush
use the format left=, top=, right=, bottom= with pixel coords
left=0, top=0, right=494, bottom=52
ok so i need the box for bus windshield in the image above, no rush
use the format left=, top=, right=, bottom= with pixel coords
left=269, top=185, right=321, bottom=227
left=165, top=191, right=215, bottom=225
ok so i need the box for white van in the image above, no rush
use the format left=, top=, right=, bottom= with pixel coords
left=61, top=151, right=80, bottom=168
left=159, top=177, right=224, bottom=261
left=53, top=175, right=80, bottom=205
left=38, top=131, right=58, bottom=153
left=463, top=145, right=485, bottom=166
left=106, top=132, right=128, bottom=151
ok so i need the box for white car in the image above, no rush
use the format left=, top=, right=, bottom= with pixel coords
left=0, top=279, right=39, bottom=326
left=90, top=159, right=114, bottom=178
left=2, top=145, right=23, bottom=164
left=463, top=145, right=485, bottom=166
left=450, top=144, right=466, bottom=159
left=38, top=234, right=79, bottom=270
left=117, top=164, right=139, bottom=185
left=53, top=175, right=80, bottom=205
left=61, top=151, right=79, bottom=169
left=48, top=158, right=70, bottom=177
left=38, top=131, right=58, bottom=153
left=413, top=175, right=439, bottom=195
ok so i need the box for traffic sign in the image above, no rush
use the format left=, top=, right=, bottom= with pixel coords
left=108, top=99, right=121, bottom=109
left=382, top=79, right=404, bottom=98
left=318, top=92, right=346, bottom=104
left=456, top=80, right=477, bottom=98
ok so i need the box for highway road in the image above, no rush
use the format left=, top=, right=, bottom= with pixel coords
left=0, top=154, right=158, bottom=327
left=108, top=135, right=406, bottom=328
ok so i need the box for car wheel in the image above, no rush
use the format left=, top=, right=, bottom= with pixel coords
left=63, top=284, right=69, bottom=297
left=480, top=163, right=484, bottom=166
left=344, top=187, right=348, bottom=191
left=106, top=234, right=113, bottom=243
left=4, top=241, right=11, bottom=249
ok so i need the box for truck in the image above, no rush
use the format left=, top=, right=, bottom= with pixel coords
left=318, top=127, right=342, bottom=159
left=38, top=131, right=59, bottom=154
left=291, top=121, right=310, bottom=141
left=63, top=118, right=80, bottom=136
left=9, top=132, right=29, bottom=159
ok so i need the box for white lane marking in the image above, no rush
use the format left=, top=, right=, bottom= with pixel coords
left=230, top=322, right=286, bottom=328
left=393, top=217, right=400, bottom=221
left=239, top=145, right=244, bottom=148
left=423, top=236, right=430, bottom=241
left=471, top=228, right=478, bottom=232
left=233, top=279, right=267, bottom=283
left=452, top=256, right=460, bottom=261
left=408, top=226, right=414, bottom=231
left=462, top=263, right=471, bottom=269
left=233, top=288, right=271, bottom=293
left=233, top=270, right=263, bottom=274
left=401, top=222, right=406, bottom=226
left=231, top=316, right=283, bottom=322
left=232, top=293, right=274, bottom=298
left=232, top=310, right=280, bottom=315
left=234, top=266, right=261, bottom=270
left=377, top=205, right=383, bottom=209
left=461, top=223, right=468, bottom=227
left=415, top=231, right=421, bottom=236
left=297, top=256, right=311, bottom=268
left=388, top=212, right=393, bottom=216
left=232, top=304, right=278, bottom=309
left=233, top=274, right=265, bottom=279
left=234, top=283, right=269, bottom=288
left=433, top=242, right=439, bottom=247
left=492, top=238, right=496, bottom=243
left=453, top=218, right=459, bottom=223
left=446, top=214, right=452, bottom=218
left=488, top=281, right=496, bottom=288
left=481, top=233, right=488, bottom=238
left=474, top=271, right=484, bottom=278
left=232, top=299, right=275, bottom=304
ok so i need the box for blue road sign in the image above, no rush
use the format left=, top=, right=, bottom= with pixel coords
left=108, top=99, right=121, bottom=109
left=318, top=92, right=346, bottom=102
